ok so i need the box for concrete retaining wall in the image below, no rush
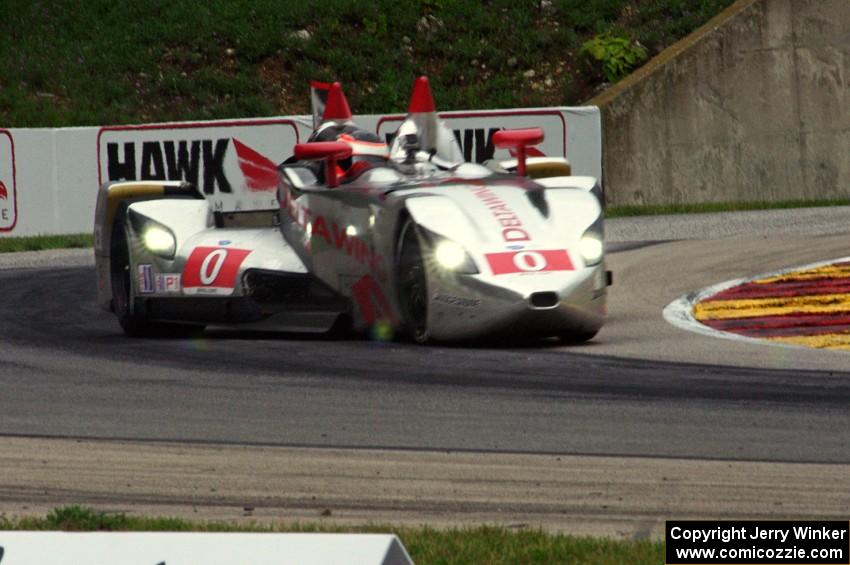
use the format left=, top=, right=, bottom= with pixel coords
left=592, top=0, right=850, bottom=206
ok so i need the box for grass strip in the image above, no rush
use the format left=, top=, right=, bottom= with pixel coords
left=605, top=199, right=850, bottom=218
left=0, top=233, right=93, bottom=253
left=0, top=506, right=664, bottom=565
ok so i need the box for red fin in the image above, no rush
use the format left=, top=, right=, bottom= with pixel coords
left=233, top=139, right=279, bottom=191
left=322, top=81, right=353, bottom=121
left=408, top=76, right=436, bottom=113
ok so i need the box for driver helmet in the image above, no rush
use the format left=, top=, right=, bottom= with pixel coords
left=310, top=124, right=389, bottom=181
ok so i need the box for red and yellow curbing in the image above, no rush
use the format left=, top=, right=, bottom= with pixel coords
left=692, top=261, right=850, bottom=351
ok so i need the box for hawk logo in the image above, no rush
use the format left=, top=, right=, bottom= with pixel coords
left=0, top=180, right=7, bottom=200
left=105, top=138, right=279, bottom=194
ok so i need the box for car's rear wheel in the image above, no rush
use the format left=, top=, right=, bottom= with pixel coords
left=396, top=219, right=430, bottom=344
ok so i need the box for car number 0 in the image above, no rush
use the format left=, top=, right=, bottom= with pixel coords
left=200, top=249, right=228, bottom=285
left=512, top=251, right=547, bottom=272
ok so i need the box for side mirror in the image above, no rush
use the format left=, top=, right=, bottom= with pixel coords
left=492, top=128, right=545, bottom=177
left=293, top=141, right=353, bottom=188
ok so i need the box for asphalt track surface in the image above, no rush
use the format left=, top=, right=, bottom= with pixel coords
left=1, top=209, right=850, bottom=533
left=1, top=234, right=849, bottom=463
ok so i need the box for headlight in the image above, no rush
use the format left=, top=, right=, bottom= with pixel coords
left=142, top=224, right=176, bottom=259
left=578, top=234, right=603, bottom=266
left=577, top=214, right=604, bottom=268
left=435, top=240, right=466, bottom=269
left=432, top=239, right=478, bottom=274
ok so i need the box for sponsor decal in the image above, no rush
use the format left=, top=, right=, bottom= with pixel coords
left=0, top=130, right=16, bottom=231
left=486, top=249, right=574, bottom=275
left=138, top=265, right=182, bottom=294
left=280, top=188, right=387, bottom=281
left=137, top=264, right=155, bottom=294
left=351, top=273, right=396, bottom=326
left=105, top=139, right=231, bottom=192
left=97, top=120, right=298, bottom=212
left=182, top=246, right=252, bottom=296
left=467, top=184, right=530, bottom=242
left=218, top=240, right=232, bottom=246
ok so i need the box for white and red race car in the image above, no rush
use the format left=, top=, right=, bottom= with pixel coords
left=94, top=77, right=609, bottom=342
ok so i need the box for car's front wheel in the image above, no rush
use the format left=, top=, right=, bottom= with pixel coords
left=396, top=219, right=431, bottom=344
left=557, top=329, right=598, bottom=344
left=110, top=209, right=203, bottom=338
left=110, top=210, right=158, bottom=337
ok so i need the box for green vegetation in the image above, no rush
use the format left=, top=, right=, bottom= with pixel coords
left=605, top=198, right=850, bottom=218
left=0, top=233, right=92, bottom=253
left=581, top=31, right=648, bottom=83
left=0, top=506, right=665, bottom=565
left=0, top=0, right=734, bottom=127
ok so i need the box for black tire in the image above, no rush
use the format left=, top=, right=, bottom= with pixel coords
left=396, top=219, right=431, bottom=344
left=557, top=329, right=598, bottom=344
left=110, top=209, right=158, bottom=337
left=110, top=209, right=204, bottom=338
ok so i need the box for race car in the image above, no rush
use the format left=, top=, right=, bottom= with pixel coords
left=94, top=77, right=609, bottom=343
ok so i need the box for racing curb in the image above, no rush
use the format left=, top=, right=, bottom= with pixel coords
left=663, top=256, right=850, bottom=352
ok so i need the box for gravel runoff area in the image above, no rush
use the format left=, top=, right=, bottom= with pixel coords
left=607, top=205, right=850, bottom=242
left=0, top=247, right=94, bottom=269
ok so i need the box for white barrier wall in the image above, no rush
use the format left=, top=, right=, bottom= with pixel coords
left=0, top=107, right=601, bottom=237
left=0, top=531, right=413, bottom=565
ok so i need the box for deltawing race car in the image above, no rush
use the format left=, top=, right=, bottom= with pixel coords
left=94, top=77, right=610, bottom=343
